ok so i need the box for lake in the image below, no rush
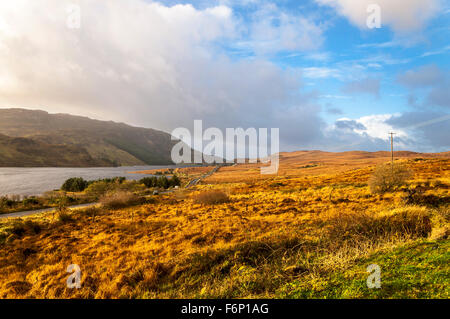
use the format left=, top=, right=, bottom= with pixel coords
left=0, top=165, right=184, bottom=197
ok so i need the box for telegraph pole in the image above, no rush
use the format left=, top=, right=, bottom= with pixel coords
left=389, top=132, right=395, bottom=169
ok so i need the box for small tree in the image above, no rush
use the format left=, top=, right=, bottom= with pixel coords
left=85, top=181, right=113, bottom=197
left=140, top=176, right=158, bottom=188
left=61, top=177, right=88, bottom=192
left=369, top=162, right=412, bottom=194
left=170, top=174, right=181, bottom=187
left=157, top=176, right=170, bottom=189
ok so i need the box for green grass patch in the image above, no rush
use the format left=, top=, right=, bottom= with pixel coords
left=277, top=240, right=449, bottom=299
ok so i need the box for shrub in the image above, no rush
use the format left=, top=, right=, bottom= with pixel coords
left=402, top=187, right=450, bottom=207
left=369, top=163, right=412, bottom=194
left=96, top=177, right=126, bottom=184
left=10, top=222, right=26, bottom=237
left=140, top=177, right=158, bottom=188
left=23, top=220, right=42, bottom=234
left=327, top=207, right=432, bottom=242
left=170, top=175, right=181, bottom=187
left=140, top=175, right=179, bottom=189
left=42, top=191, right=65, bottom=204
left=85, top=181, right=114, bottom=197
left=57, top=211, right=73, bottom=223
left=192, top=190, right=230, bottom=205
left=22, top=197, right=39, bottom=206
left=100, top=191, right=144, bottom=209
left=61, top=177, right=88, bottom=192
left=157, top=176, right=170, bottom=189
left=0, top=196, right=14, bottom=208
left=9, top=220, right=41, bottom=237
left=117, top=180, right=145, bottom=193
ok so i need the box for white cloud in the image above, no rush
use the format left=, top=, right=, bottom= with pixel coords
left=356, top=114, right=406, bottom=140
left=233, top=3, right=325, bottom=55
left=316, top=0, right=442, bottom=33
left=302, top=67, right=341, bottom=79
left=0, top=0, right=447, bottom=154
left=0, top=0, right=323, bottom=149
left=322, top=112, right=450, bottom=153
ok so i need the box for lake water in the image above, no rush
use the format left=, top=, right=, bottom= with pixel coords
left=0, top=165, right=183, bottom=197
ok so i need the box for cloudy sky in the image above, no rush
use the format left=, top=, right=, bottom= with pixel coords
left=0, top=0, right=449, bottom=152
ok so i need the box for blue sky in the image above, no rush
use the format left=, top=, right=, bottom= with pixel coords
left=209, top=0, right=450, bottom=123
left=0, top=0, right=448, bottom=152
left=153, top=0, right=450, bottom=151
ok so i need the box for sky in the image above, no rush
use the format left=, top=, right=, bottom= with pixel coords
left=0, top=0, right=449, bottom=153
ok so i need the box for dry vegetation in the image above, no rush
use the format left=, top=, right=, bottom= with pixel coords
left=99, top=191, right=145, bottom=210
left=192, top=190, right=230, bottom=205
left=0, top=154, right=448, bottom=299
left=369, top=162, right=412, bottom=193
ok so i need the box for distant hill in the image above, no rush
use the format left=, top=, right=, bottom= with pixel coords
left=205, top=149, right=450, bottom=183
left=0, top=108, right=181, bottom=167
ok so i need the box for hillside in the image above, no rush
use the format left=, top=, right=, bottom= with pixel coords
left=0, top=134, right=114, bottom=167
left=0, top=109, right=180, bottom=167
left=201, top=150, right=450, bottom=183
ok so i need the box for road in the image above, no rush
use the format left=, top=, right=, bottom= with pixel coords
left=0, top=202, right=98, bottom=219
left=185, top=165, right=220, bottom=188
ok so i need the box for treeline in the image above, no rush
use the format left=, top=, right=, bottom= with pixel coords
left=61, top=175, right=180, bottom=192
left=140, top=175, right=180, bottom=189
left=61, top=177, right=126, bottom=192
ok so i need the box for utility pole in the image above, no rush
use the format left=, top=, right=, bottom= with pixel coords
left=389, top=132, right=395, bottom=170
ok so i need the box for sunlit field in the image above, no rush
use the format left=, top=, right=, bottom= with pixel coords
left=0, top=152, right=448, bottom=299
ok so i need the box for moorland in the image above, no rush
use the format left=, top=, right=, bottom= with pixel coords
left=0, top=150, right=448, bottom=298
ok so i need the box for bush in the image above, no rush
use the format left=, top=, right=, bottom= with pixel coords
left=95, top=177, right=126, bottom=184
left=170, top=175, right=181, bottom=187
left=57, top=211, right=73, bottom=223
left=85, top=181, right=114, bottom=197
left=369, top=163, right=412, bottom=194
left=61, top=177, right=88, bottom=192
left=9, top=220, right=41, bottom=237
left=140, top=175, right=180, bottom=189
left=23, top=220, right=42, bottom=234
left=327, top=207, right=432, bottom=242
left=192, top=190, right=230, bottom=205
left=140, top=177, right=158, bottom=188
left=22, top=197, right=39, bottom=206
left=0, top=196, right=14, bottom=208
left=402, top=186, right=450, bottom=207
left=10, top=221, right=26, bottom=237
left=100, top=191, right=144, bottom=209
left=157, top=176, right=170, bottom=189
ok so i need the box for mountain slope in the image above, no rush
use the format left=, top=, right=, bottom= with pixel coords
left=0, top=108, right=179, bottom=167
left=0, top=134, right=116, bottom=167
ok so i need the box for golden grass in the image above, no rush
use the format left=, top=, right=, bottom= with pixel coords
left=0, top=157, right=448, bottom=298
left=99, top=191, right=144, bottom=210
left=192, top=190, right=230, bottom=205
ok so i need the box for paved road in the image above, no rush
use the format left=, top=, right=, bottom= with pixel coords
left=0, top=165, right=222, bottom=220
left=185, top=165, right=220, bottom=188
left=0, top=202, right=98, bottom=219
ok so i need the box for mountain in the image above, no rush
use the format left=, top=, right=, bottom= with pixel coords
left=0, top=108, right=180, bottom=167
